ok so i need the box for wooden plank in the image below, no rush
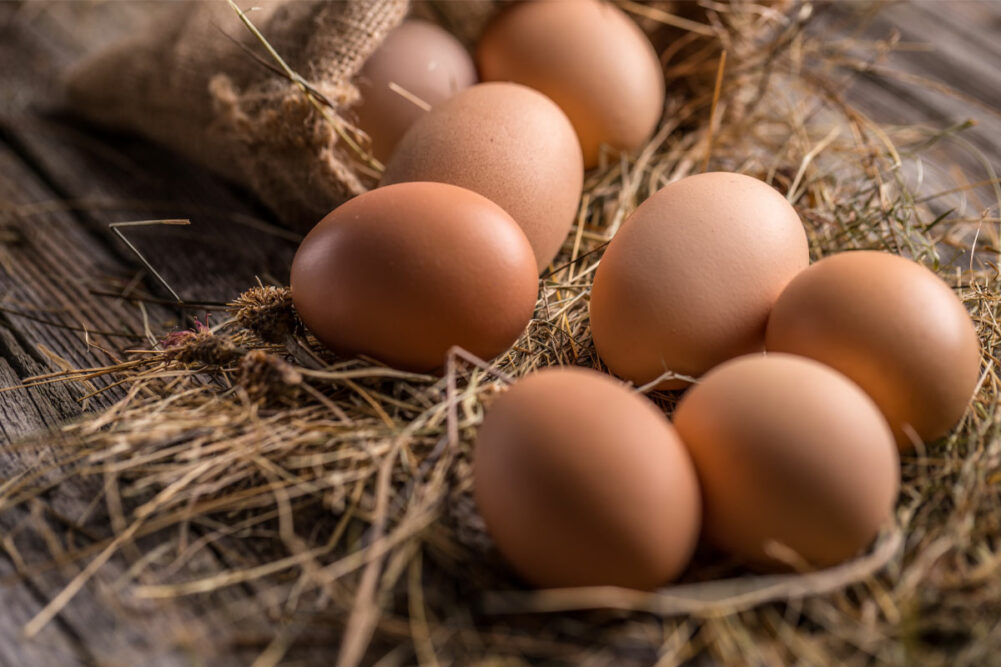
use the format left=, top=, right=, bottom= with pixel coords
left=0, top=142, right=303, bottom=664
left=816, top=1, right=1001, bottom=210
left=0, top=127, right=290, bottom=666
left=0, top=323, right=267, bottom=666
left=0, top=553, right=87, bottom=667
left=0, top=8, right=326, bottom=663
left=6, top=116, right=300, bottom=304
left=0, top=13, right=326, bottom=661
left=0, top=351, right=91, bottom=667
left=0, top=142, right=160, bottom=410
left=0, top=327, right=182, bottom=667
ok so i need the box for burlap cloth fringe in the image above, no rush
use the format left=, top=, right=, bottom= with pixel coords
left=67, top=0, right=410, bottom=229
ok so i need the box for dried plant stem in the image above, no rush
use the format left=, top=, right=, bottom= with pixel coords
left=703, top=49, right=727, bottom=172
left=226, top=0, right=384, bottom=172
left=109, top=220, right=189, bottom=303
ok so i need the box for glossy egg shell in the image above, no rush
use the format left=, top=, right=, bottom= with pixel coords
left=380, top=82, right=583, bottom=274
left=474, top=366, right=701, bottom=589
left=766, top=250, right=981, bottom=449
left=673, top=354, right=900, bottom=569
left=477, top=0, right=665, bottom=168
left=353, top=19, right=477, bottom=163
left=589, top=172, right=809, bottom=389
left=290, top=182, right=538, bottom=372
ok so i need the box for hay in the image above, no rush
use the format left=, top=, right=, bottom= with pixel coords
left=5, top=1, right=1001, bottom=664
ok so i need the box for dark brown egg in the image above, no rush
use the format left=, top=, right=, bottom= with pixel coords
left=474, top=367, right=701, bottom=589
left=290, top=182, right=538, bottom=372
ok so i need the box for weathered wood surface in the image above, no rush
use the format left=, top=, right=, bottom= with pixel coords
left=1, top=3, right=303, bottom=665
left=817, top=1, right=1001, bottom=212
left=0, top=0, right=999, bottom=664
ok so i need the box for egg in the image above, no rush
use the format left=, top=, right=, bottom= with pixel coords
left=381, top=82, right=583, bottom=273
left=673, top=354, right=899, bottom=569
left=290, top=182, right=538, bottom=372
left=476, top=0, right=664, bottom=168
left=473, top=367, right=701, bottom=589
left=352, top=19, right=477, bottom=163
left=766, top=251, right=981, bottom=450
left=589, top=172, right=809, bottom=390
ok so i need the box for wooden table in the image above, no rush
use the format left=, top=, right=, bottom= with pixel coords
left=1, top=1, right=999, bottom=663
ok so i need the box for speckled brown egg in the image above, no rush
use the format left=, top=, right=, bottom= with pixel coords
left=380, top=82, right=583, bottom=274
left=673, top=354, right=899, bottom=569
left=352, top=19, right=477, bottom=163
left=589, top=172, right=809, bottom=390
left=290, top=182, right=537, bottom=372
left=766, top=251, right=981, bottom=450
left=477, top=0, right=664, bottom=168
left=474, top=367, right=701, bottom=589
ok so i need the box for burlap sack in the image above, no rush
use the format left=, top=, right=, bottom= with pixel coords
left=66, top=0, right=411, bottom=229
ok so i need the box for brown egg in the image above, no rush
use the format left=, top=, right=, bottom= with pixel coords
left=589, top=172, right=809, bottom=390
left=477, top=0, right=664, bottom=168
left=673, top=354, right=899, bottom=569
left=352, top=19, right=477, bottom=163
left=290, top=182, right=538, bottom=372
left=474, top=367, right=701, bottom=589
left=381, top=82, right=583, bottom=274
left=766, top=251, right=981, bottom=450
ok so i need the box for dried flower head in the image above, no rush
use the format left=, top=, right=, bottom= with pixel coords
left=237, top=349, right=304, bottom=405
left=163, top=318, right=244, bottom=366
left=230, top=285, right=303, bottom=344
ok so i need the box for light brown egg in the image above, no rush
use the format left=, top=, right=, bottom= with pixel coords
left=290, top=182, right=537, bottom=372
left=673, top=354, right=899, bottom=569
left=477, top=0, right=664, bottom=168
left=381, top=82, right=583, bottom=274
left=766, top=251, right=981, bottom=450
left=474, top=367, right=701, bottom=589
left=352, top=19, right=477, bottom=163
left=589, top=172, right=809, bottom=390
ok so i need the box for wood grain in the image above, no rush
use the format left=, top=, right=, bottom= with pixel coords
left=0, top=11, right=290, bottom=657
left=0, top=157, right=267, bottom=665
left=818, top=1, right=1001, bottom=210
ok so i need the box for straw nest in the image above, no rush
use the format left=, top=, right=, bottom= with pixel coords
left=5, top=2, right=1001, bottom=664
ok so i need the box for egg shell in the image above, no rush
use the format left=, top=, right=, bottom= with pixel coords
left=380, top=82, right=583, bottom=274
left=473, top=367, right=701, bottom=589
left=290, top=182, right=538, bottom=372
left=765, top=250, right=981, bottom=449
left=476, top=0, right=664, bottom=168
left=673, top=353, right=900, bottom=569
left=352, top=19, right=477, bottom=163
left=589, top=172, right=809, bottom=390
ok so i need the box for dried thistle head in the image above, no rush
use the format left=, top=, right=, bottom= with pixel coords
left=161, top=317, right=211, bottom=348
left=237, top=349, right=304, bottom=405
left=162, top=320, right=244, bottom=366
left=230, top=285, right=303, bottom=344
